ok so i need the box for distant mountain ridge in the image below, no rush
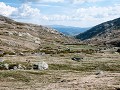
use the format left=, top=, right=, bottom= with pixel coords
left=48, top=25, right=89, bottom=36
left=76, top=17, right=120, bottom=47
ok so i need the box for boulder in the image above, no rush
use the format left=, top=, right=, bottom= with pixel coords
left=117, top=49, right=120, bottom=53
left=4, top=63, right=9, bottom=70
left=71, top=57, right=83, bottom=62
left=13, top=66, right=18, bottom=70
left=33, top=61, right=48, bottom=70
left=8, top=64, right=18, bottom=70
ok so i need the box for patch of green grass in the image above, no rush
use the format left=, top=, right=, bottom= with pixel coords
left=49, top=63, right=97, bottom=71
left=26, top=71, right=48, bottom=75
left=98, top=62, right=120, bottom=71
left=0, top=71, right=31, bottom=82
left=3, top=60, right=12, bottom=64
left=49, top=64, right=72, bottom=70
left=49, top=61, right=120, bottom=72
left=66, top=45, right=97, bottom=50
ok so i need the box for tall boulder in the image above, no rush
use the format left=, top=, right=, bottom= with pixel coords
left=33, top=61, right=48, bottom=70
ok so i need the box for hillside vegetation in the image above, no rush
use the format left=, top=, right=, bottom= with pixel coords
left=0, top=15, right=78, bottom=54
left=76, top=17, right=120, bottom=47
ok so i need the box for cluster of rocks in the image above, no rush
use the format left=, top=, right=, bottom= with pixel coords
left=0, top=62, right=26, bottom=70
left=0, top=59, right=48, bottom=70
left=71, top=57, right=83, bottom=62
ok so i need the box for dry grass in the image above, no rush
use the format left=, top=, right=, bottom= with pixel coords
left=0, top=71, right=31, bottom=82
left=0, top=45, right=120, bottom=90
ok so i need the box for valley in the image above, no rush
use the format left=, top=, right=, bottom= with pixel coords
left=0, top=15, right=120, bottom=90
left=49, top=25, right=89, bottom=36
left=0, top=44, right=120, bottom=90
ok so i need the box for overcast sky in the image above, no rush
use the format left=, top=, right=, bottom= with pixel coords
left=0, top=0, right=120, bottom=27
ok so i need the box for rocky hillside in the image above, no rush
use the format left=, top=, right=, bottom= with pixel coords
left=0, top=15, right=78, bottom=54
left=76, top=17, right=120, bottom=47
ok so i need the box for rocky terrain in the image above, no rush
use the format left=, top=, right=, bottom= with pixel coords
left=76, top=17, right=120, bottom=47
left=0, top=49, right=120, bottom=90
left=0, top=15, right=120, bottom=90
left=0, top=15, right=78, bottom=55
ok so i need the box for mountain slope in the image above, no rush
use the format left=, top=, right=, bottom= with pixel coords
left=0, top=15, right=78, bottom=54
left=49, top=25, right=88, bottom=36
left=76, top=17, right=120, bottom=47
